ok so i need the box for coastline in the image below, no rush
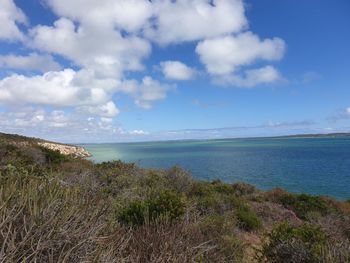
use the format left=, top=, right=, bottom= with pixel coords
left=1, top=132, right=349, bottom=262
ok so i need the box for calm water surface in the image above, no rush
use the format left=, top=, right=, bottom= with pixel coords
left=82, top=137, right=350, bottom=200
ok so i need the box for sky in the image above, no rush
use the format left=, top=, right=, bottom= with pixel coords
left=0, top=0, right=349, bottom=143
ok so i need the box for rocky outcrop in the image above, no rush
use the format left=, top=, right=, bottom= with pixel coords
left=38, top=142, right=91, bottom=158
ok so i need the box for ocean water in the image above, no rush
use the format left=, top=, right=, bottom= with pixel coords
left=82, top=137, right=350, bottom=200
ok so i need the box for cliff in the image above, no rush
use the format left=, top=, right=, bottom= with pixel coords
left=37, top=141, right=91, bottom=158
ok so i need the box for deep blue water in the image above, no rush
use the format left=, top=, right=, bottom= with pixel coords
left=82, top=137, right=350, bottom=200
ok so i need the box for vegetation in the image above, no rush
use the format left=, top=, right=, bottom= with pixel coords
left=235, top=204, right=261, bottom=231
left=258, top=222, right=328, bottom=262
left=269, top=191, right=331, bottom=220
left=0, top=132, right=349, bottom=262
left=118, top=191, right=186, bottom=226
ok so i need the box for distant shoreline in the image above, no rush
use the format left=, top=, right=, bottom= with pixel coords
left=79, top=132, right=350, bottom=146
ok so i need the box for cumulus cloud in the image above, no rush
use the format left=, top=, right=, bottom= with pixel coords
left=0, top=0, right=27, bottom=41
left=132, top=76, right=175, bottom=109
left=29, top=17, right=151, bottom=78
left=129, top=130, right=149, bottom=135
left=214, top=66, right=282, bottom=87
left=196, top=32, right=285, bottom=75
left=145, top=0, right=247, bottom=44
left=160, top=61, right=196, bottom=80
left=0, top=69, right=102, bottom=107
left=0, top=53, right=61, bottom=72
left=44, top=0, right=246, bottom=44
left=45, top=0, right=153, bottom=32
left=78, top=101, right=120, bottom=118
left=0, top=108, right=71, bottom=130
left=0, top=67, right=172, bottom=116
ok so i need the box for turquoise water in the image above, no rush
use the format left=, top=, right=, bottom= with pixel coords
left=82, top=137, right=350, bottom=200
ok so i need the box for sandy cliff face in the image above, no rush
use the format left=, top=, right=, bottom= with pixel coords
left=38, top=142, right=91, bottom=158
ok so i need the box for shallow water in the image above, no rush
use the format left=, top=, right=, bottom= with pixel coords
left=82, top=137, right=350, bottom=200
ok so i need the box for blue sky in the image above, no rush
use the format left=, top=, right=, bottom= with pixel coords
left=0, top=0, right=349, bottom=143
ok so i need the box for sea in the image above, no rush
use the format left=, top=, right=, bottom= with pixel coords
left=82, top=136, right=350, bottom=200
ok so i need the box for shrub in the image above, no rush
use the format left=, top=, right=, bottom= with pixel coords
left=140, top=170, right=168, bottom=189
left=198, top=214, right=244, bottom=262
left=118, top=200, right=148, bottom=226
left=40, top=146, right=67, bottom=164
left=96, top=160, right=137, bottom=181
left=232, top=182, right=257, bottom=196
left=275, top=192, right=330, bottom=220
left=235, top=204, right=261, bottom=231
left=189, top=181, right=246, bottom=215
left=118, top=191, right=186, bottom=226
left=199, top=214, right=236, bottom=238
left=164, top=166, right=193, bottom=194
left=188, top=181, right=214, bottom=197
left=258, top=222, right=328, bottom=263
left=211, top=179, right=236, bottom=195
left=194, top=191, right=243, bottom=215
left=148, top=191, right=186, bottom=221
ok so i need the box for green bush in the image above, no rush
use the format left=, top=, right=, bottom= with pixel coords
left=96, top=160, right=137, bottom=181
left=235, top=204, right=261, bottom=231
left=118, top=200, right=148, bottom=226
left=277, top=193, right=330, bottom=220
left=198, top=214, right=244, bottom=262
left=118, top=191, right=186, bottom=226
left=211, top=180, right=236, bottom=195
left=164, top=166, right=193, bottom=194
left=40, top=147, right=67, bottom=165
left=189, top=180, right=237, bottom=197
left=258, top=222, right=328, bottom=263
left=199, top=214, right=236, bottom=238
left=232, top=182, right=257, bottom=196
left=148, top=190, right=186, bottom=222
left=195, top=191, right=242, bottom=215
left=189, top=181, right=214, bottom=197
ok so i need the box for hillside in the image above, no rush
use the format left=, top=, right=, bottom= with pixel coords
left=0, top=133, right=349, bottom=262
left=0, top=132, right=91, bottom=158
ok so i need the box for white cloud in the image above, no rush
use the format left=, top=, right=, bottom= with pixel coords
left=196, top=32, right=285, bottom=75
left=29, top=17, right=151, bottom=78
left=0, top=0, right=27, bottom=41
left=145, top=0, right=247, bottom=44
left=160, top=61, right=196, bottom=80
left=78, top=101, right=120, bottom=118
left=0, top=53, right=61, bottom=72
left=129, top=130, right=149, bottom=135
left=134, top=76, right=175, bottom=109
left=215, top=66, right=282, bottom=87
left=0, top=69, right=83, bottom=106
left=44, top=0, right=246, bottom=44
left=0, top=68, right=172, bottom=116
left=45, top=0, right=153, bottom=33
left=0, top=69, right=123, bottom=117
